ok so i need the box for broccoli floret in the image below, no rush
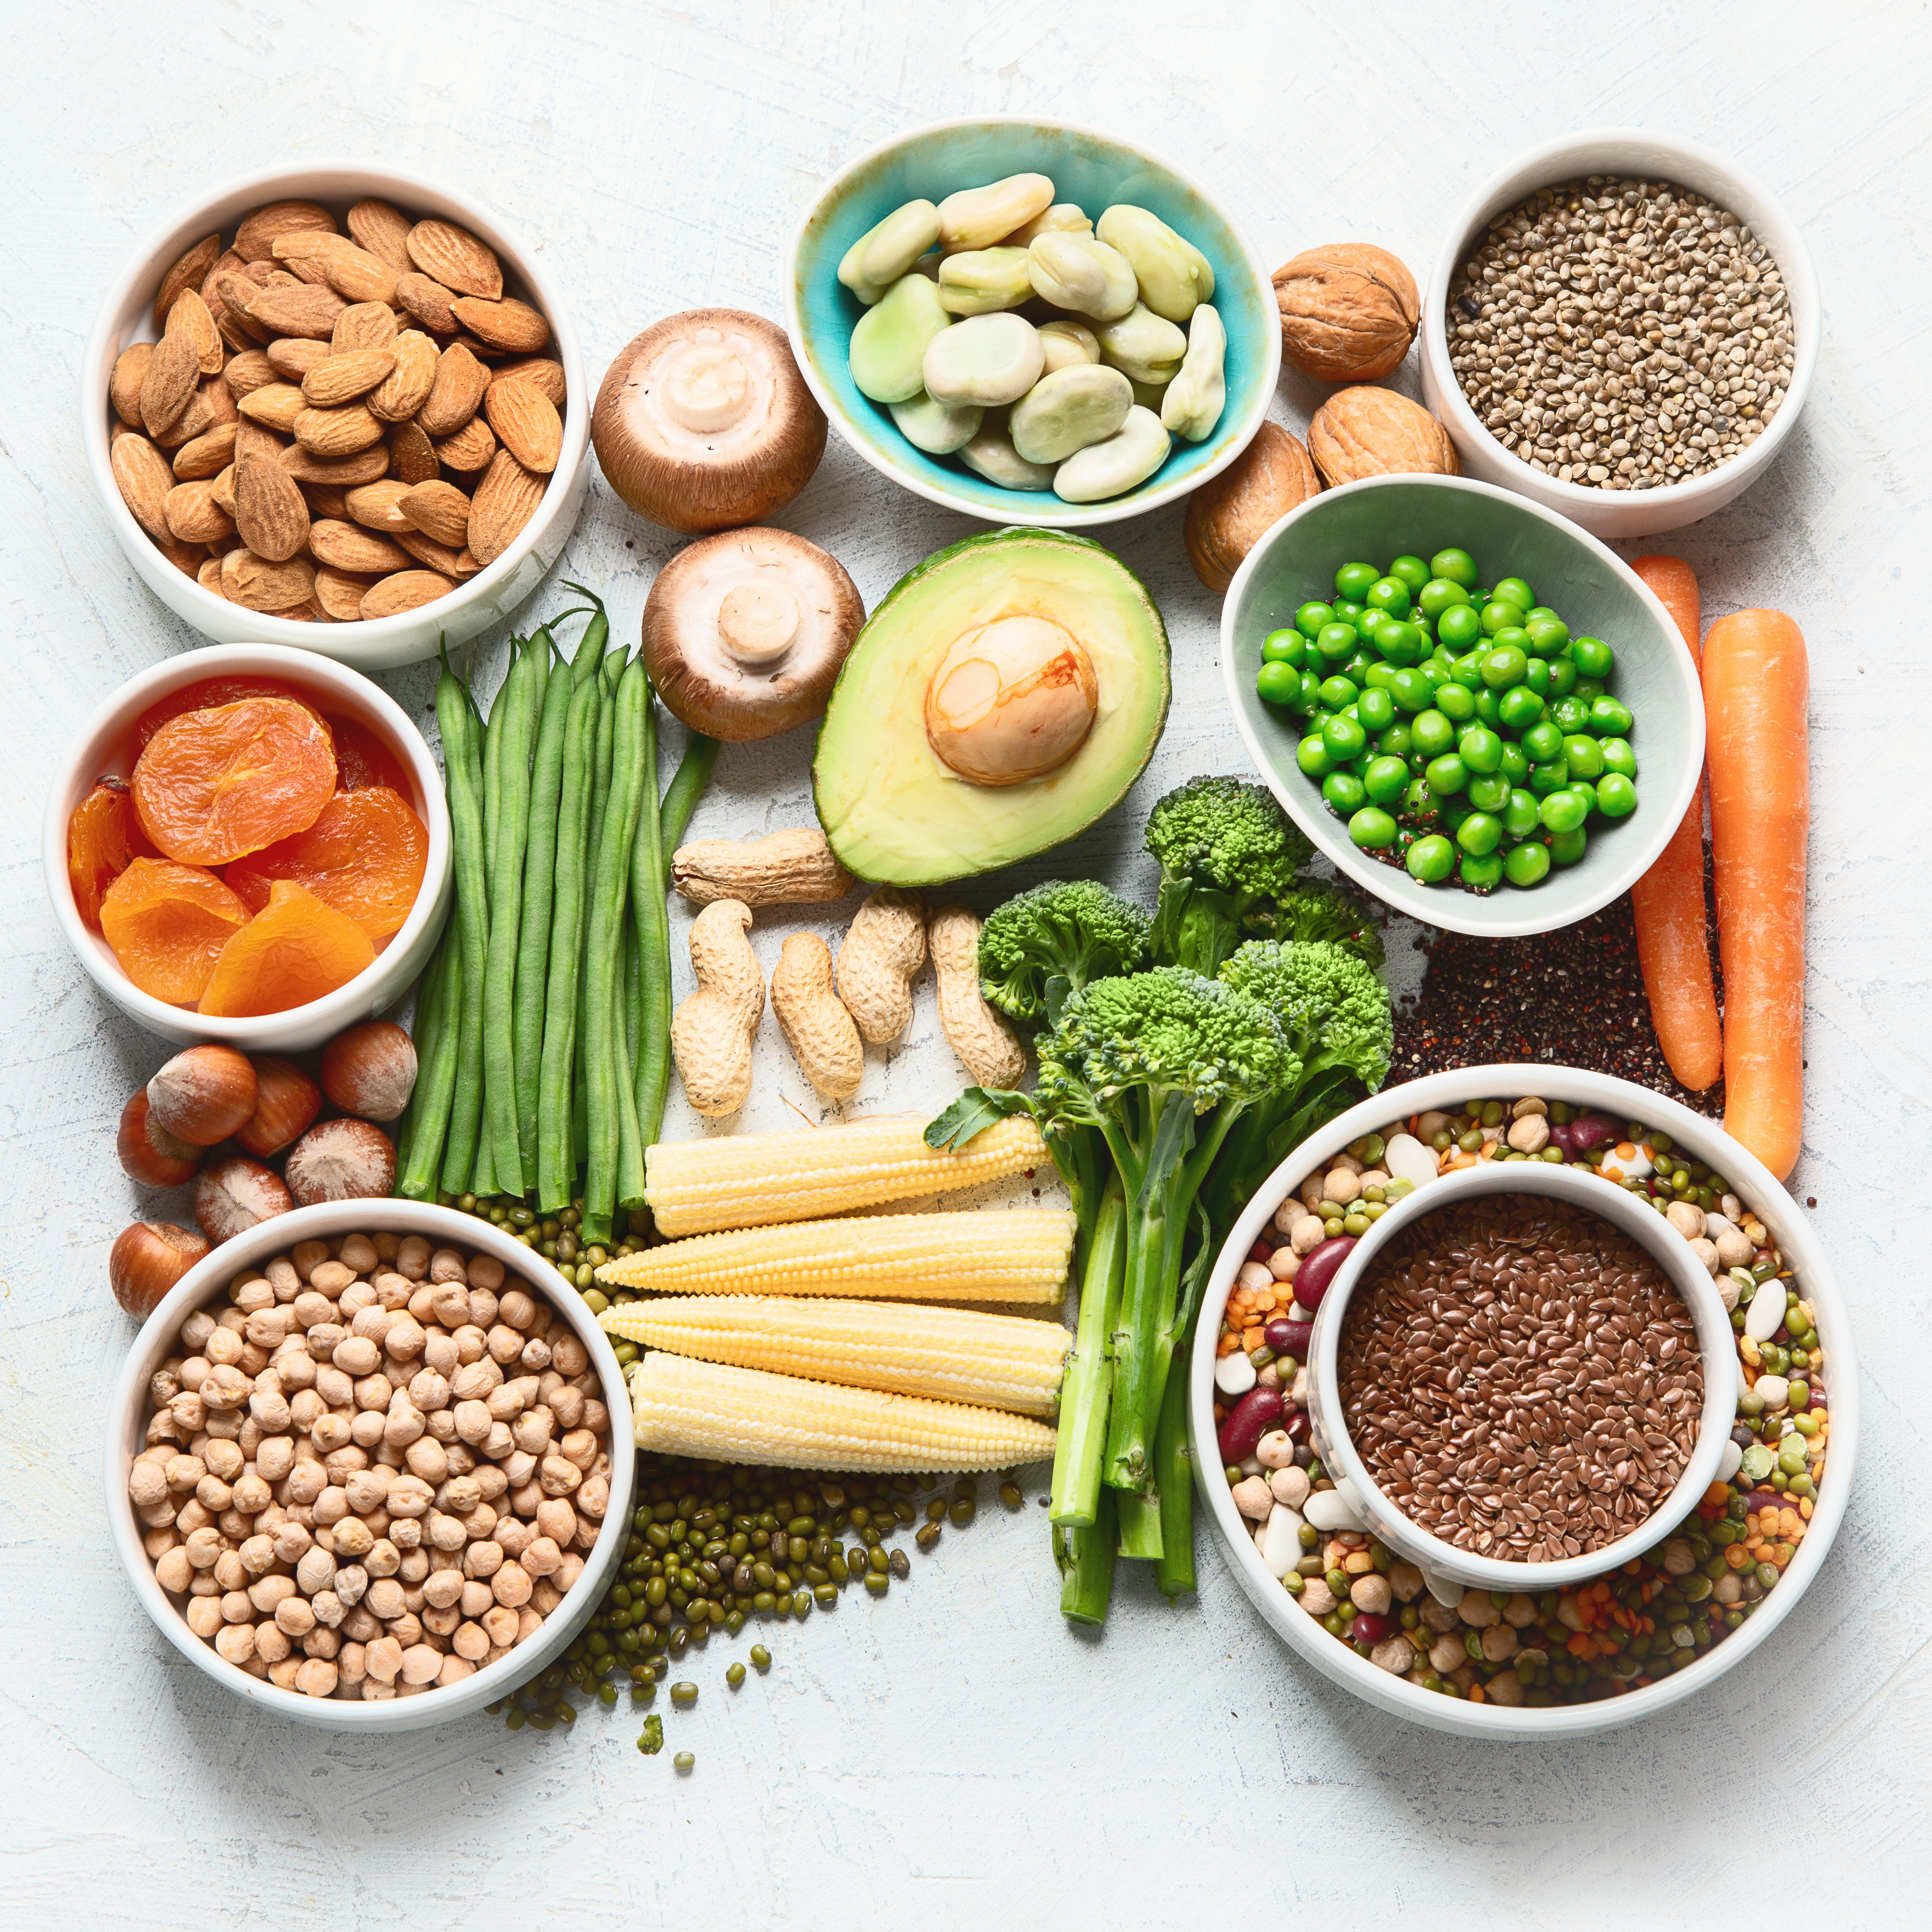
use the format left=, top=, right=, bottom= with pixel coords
left=1143, top=776, right=1314, bottom=977
left=977, top=879, right=1152, bottom=1026
left=1218, top=938, right=1393, bottom=1093
left=1268, top=879, right=1385, bottom=969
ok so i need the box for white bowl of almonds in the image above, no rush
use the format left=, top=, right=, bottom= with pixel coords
left=105, top=1201, right=633, bottom=1731
left=84, top=163, right=589, bottom=671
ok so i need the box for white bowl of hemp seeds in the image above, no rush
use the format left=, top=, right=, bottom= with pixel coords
left=1420, top=130, right=1819, bottom=540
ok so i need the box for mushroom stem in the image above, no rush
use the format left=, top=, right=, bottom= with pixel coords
left=662, top=342, right=754, bottom=433
left=717, top=579, right=801, bottom=665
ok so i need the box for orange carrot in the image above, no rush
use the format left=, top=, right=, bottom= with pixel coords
left=1703, top=609, right=1809, bottom=1180
left=1628, top=556, right=1722, bottom=1090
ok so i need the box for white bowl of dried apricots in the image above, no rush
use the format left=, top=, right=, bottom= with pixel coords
left=83, top=162, right=589, bottom=671
left=44, top=644, right=452, bottom=1052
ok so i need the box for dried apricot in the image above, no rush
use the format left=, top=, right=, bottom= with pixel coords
left=325, top=713, right=412, bottom=795
left=68, top=777, right=157, bottom=930
left=133, top=696, right=337, bottom=866
left=200, top=879, right=375, bottom=1017
left=226, top=787, right=428, bottom=940
left=133, top=675, right=319, bottom=750
left=100, top=858, right=252, bottom=1005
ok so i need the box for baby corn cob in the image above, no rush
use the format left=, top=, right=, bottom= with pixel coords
left=602, top=1295, right=1070, bottom=1416
left=627, top=1352, right=1057, bottom=1471
left=644, top=1114, right=1048, bottom=1237
left=597, top=1207, right=1075, bottom=1303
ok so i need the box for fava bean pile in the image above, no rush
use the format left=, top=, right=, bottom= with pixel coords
left=1214, top=1094, right=1829, bottom=1707
left=1258, top=547, right=1639, bottom=893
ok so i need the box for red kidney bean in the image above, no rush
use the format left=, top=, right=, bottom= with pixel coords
left=1281, top=1410, right=1310, bottom=1445
left=1217, top=1387, right=1283, bottom=1464
left=1265, top=1317, right=1313, bottom=1358
left=1566, top=1113, right=1622, bottom=1152
left=1546, top=1121, right=1578, bottom=1158
left=1351, top=1610, right=1396, bottom=1645
left=1248, top=1238, right=1273, bottom=1264
left=1292, top=1236, right=1356, bottom=1314
left=1744, top=1489, right=1784, bottom=1516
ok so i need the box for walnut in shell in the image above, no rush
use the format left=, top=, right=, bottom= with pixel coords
left=1182, top=422, right=1322, bottom=594
left=1272, top=244, right=1420, bottom=383
left=1305, top=387, right=1459, bottom=487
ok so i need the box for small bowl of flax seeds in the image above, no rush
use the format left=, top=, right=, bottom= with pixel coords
left=1418, top=129, right=1819, bottom=540
left=1306, top=1159, right=1734, bottom=1594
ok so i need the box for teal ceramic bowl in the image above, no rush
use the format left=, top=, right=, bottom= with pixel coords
left=1221, top=475, right=1705, bottom=938
left=782, top=116, right=1279, bottom=529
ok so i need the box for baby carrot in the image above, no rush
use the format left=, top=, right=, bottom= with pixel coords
left=1628, top=555, right=1722, bottom=1090
left=1703, top=609, right=1809, bottom=1180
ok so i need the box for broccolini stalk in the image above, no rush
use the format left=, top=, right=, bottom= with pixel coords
left=1055, top=1489, right=1117, bottom=1626
left=1048, top=1181, right=1126, bottom=1528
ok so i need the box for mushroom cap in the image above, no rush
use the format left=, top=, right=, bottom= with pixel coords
left=641, top=528, right=864, bottom=742
left=591, top=308, right=827, bottom=535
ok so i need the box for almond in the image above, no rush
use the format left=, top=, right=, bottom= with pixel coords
left=312, top=565, right=378, bottom=620
left=279, top=254, right=336, bottom=288
left=197, top=555, right=228, bottom=599
left=397, top=478, right=472, bottom=548
left=345, top=480, right=414, bottom=532
left=233, top=419, right=289, bottom=467
left=386, top=419, right=439, bottom=485
left=434, top=416, right=496, bottom=472
left=266, top=338, right=332, bottom=382
left=346, top=198, right=414, bottom=273
left=1305, top=386, right=1460, bottom=486
left=203, top=249, right=257, bottom=350
left=139, top=327, right=200, bottom=437
left=392, top=528, right=475, bottom=578
left=210, top=465, right=238, bottom=518
left=197, top=374, right=238, bottom=428
left=299, top=483, right=350, bottom=521
left=302, top=349, right=397, bottom=407
left=237, top=382, right=308, bottom=433
left=158, top=377, right=235, bottom=451
left=278, top=443, right=390, bottom=487
left=275, top=232, right=399, bottom=306
left=482, top=379, right=561, bottom=475
left=221, top=349, right=277, bottom=399
left=211, top=270, right=275, bottom=346
left=448, top=332, right=507, bottom=365
left=468, top=449, right=544, bottom=567
left=294, top=403, right=384, bottom=457
left=235, top=456, right=311, bottom=562
left=153, top=234, right=222, bottom=334
left=163, top=478, right=235, bottom=545
left=394, top=271, right=460, bottom=335
left=492, top=357, right=565, bottom=409
left=111, top=430, right=175, bottom=540
left=405, top=219, right=502, bottom=299
left=308, top=518, right=413, bottom=573
left=173, top=422, right=237, bottom=480
left=360, top=569, right=456, bottom=620
left=234, top=200, right=337, bottom=263
left=169, top=289, right=225, bottom=376
left=245, top=281, right=347, bottom=341
left=366, top=330, right=439, bottom=422
left=222, top=547, right=316, bottom=611
left=450, top=295, right=549, bottom=355
left=332, top=302, right=398, bottom=354
left=417, top=342, right=489, bottom=438
left=110, top=343, right=153, bottom=426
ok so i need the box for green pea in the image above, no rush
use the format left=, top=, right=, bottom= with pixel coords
left=1459, top=851, right=1504, bottom=890
left=1343, top=649, right=1377, bottom=684
left=1493, top=575, right=1535, bottom=611
left=1589, top=695, right=1634, bottom=736
left=1476, top=599, right=1519, bottom=638
left=1403, top=777, right=1439, bottom=820
left=1540, top=788, right=1587, bottom=834
left=1546, top=656, right=1578, bottom=696
left=1411, top=709, right=1455, bottom=759
left=1296, top=669, right=1323, bottom=712
left=1366, top=576, right=1412, bottom=616
left=1466, top=771, right=1511, bottom=813
left=1418, top=577, right=1470, bottom=620
left=1472, top=688, right=1501, bottom=726
left=1520, top=716, right=1564, bottom=762
left=1318, top=674, right=1358, bottom=711
left=1526, top=616, right=1571, bottom=656
left=1257, top=662, right=1300, bottom=707
left=1499, top=686, right=1547, bottom=733
left=1550, top=825, right=1587, bottom=866
left=1562, top=733, right=1604, bottom=779
left=1377, top=723, right=1413, bottom=758
left=1434, top=603, right=1482, bottom=651
left=1571, top=635, right=1613, bottom=678
left=1407, top=834, right=1455, bottom=883
left=1445, top=651, right=1481, bottom=689
left=1574, top=675, right=1606, bottom=700
left=1551, top=694, right=1590, bottom=733
left=1599, top=736, right=1636, bottom=779
left=1333, top=599, right=1364, bottom=623
left=1389, top=667, right=1436, bottom=714
left=1568, top=779, right=1598, bottom=817
left=1363, top=754, right=1409, bottom=805
left=1296, top=735, right=1332, bottom=778
left=1334, top=561, right=1379, bottom=601
left=1316, top=621, right=1359, bottom=663
left=1263, top=628, right=1305, bottom=667
left=1322, top=713, right=1367, bottom=761
left=1356, top=687, right=1395, bottom=732
left=1323, top=770, right=1367, bottom=814
left=1377, top=620, right=1427, bottom=666
left=1389, top=554, right=1430, bottom=592
left=1528, top=757, right=1571, bottom=796
left=1482, top=645, right=1528, bottom=689
left=1502, top=787, right=1542, bottom=838
left=1349, top=806, right=1398, bottom=849
left=1524, top=657, right=1551, bottom=696
left=1424, top=752, right=1467, bottom=795
left=1438, top=797, right=1472, bottom=831
left=1435, top=680, right=1476, bottom=722
left=1490, top=626, right=1532, bottom=662
left=1596, top=773, right=1637, bottom=818
left=1363, top=660, right=1397, bottom=690
left=1498, top=740, right=1529, bottom=782
left=1456, top=810, right=1502, bottom=857
left=1295, top=602, right=1334, bottom=640
left=1458, top=725, right=1503, bottom=774
left=1504, top=841, right=1551, bottom=887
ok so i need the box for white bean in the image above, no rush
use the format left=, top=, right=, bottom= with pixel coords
left=1009, top=364, right=1132, bottom=465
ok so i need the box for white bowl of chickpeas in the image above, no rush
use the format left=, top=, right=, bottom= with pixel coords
left=105, top=1200, right=633, bottom=1731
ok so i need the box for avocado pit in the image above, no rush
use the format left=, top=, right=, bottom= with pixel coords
left=923, top=613, right=1098, bottom=786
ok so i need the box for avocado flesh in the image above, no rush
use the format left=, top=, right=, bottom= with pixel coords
left=813, top=529, right=1170, bottom=886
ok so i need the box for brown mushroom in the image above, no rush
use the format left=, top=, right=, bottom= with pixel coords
left=641, top=528, right=864, bottom=741
left=591, top=309, right=826, bottom=534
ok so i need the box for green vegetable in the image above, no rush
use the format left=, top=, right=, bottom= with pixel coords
left=1144, top=776, right=1312, bottom=977
left=1047, top=1181, right=1126, bottom=1527
left=977, top=879, right=1152, bottom=1028
left=397, top=925, right=462, bottom=1199
left=629, top=679, right=674, bottom=1164
left=434, top=650, right=490, bottom=1197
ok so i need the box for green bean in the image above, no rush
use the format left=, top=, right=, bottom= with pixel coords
left=536, top=674, right=602, bottom=1210
left=481, top=640, right=519, bottom=904
left=630, top=682, right=675, bottom=1159
left=434, top=655, right=491, bottom=1196
left=656, top=729, right=721, bottom=864
left=582, top=660, right=651, bottom=1240
left=514, top=646, right=574, bottom=1178
left=573, top=651, right=623, bottom=1171
left=562, top=582, right=609, bottom=687
left=398, top=923, right=463, bottom=1199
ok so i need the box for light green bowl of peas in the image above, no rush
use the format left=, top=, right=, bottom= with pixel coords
left=1220, top=474, right=1705, bottom=938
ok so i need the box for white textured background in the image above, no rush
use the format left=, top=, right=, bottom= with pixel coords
left=4, top=1, right=1928, bottom=1923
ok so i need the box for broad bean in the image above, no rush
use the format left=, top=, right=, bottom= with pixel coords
left=937, top=173, right=1055, bottom=252
left=1096, top=205, right=1205, bottom=322
left=937, top=246, right=1036, bottom=316
left=889, top=391, right=983, bottom=454
left=1036, top=319, right=1101, bottom=375
left=1053, top=405, right=1170, bottom=503
left=922, top=313, right=1045, bottom=407
left=1003, top=203, right=1093, bottom=246
left=849, top=273, right=951, bottom=403
left=838, top=199, right=942, bottom=303
left=1009, top=364, right=1133, bottom=465
left=1095, top=303, right=1188, bottom=387
left=960, top=420, right=1055, bottom=491
left=1160, top=303, right=1225, bottom=441
left=1027, top=233, right=1137, bottom=321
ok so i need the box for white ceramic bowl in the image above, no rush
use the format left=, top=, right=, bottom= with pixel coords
left=1221, top=474, right=1705, bottom=939
left=84, top=162, right=590, bottom=671
left=105, top=1200, right=635, bottom=1733
left=1302, top=1159, right=1733, bottom=1593
left=1191, top=1065, right=1856, bottom=1739
left=1419, top=128, right=1819, bottom=540
left=43, top=643, right=452, bottom=1051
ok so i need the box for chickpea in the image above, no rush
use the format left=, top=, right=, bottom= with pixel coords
left=290, top=1239, right=330, bottom=1281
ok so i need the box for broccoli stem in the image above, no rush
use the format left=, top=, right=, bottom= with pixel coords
left=1151, top=1356, right=1196, bottom=1597
left=1055, top=1490, right=1117, bottom=1625
left=1115, top=1487, right=1164, bottom=1559
left=1049, top=1181, right=1126, bottom=1528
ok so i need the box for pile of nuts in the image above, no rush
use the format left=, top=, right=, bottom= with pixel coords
left=129, top=1229, right=612, bottom=1702
left=108, top=195, right=563, bottom=622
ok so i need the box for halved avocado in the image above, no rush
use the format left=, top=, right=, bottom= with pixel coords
left=812, top=529, right=1170, bottom=885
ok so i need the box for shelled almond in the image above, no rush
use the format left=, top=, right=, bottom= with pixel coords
left=107, top=195, right=565, bottom=624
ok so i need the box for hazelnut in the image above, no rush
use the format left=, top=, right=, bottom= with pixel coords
left=116, top=1089, right=204, bottom=1188
left=195, top=1154, right=295, bottom=1245
left=320, top=1021, right=419, bottom=1120
left=1306, top=386, right=1459, bottom=487
left=1272, top=243, right=1421, bottom=382
left=234, top=1056, right=324, bottom=1157
left=285, top=1119, right=398, bottom=1206
left=147, top=1045, right=259, bottom=1146
left=109, top=1221, right=211, bottom=1319
left=1181, top=422, right=1322, bottom=594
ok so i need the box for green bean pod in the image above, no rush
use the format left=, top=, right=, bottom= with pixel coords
left=481, top=642, right=519, bottom=905
left=434, top=660, right=491, bottom=1197
left=631, top=686, right=677, bottom=1153
left=563, top=583, right=609, bottom=688
left=573, top=647, right=623, bottom=1179
left=656, top=730, right=721, bottom=864
left=535, top=673, right=602, bottom=1210
left=398, top=925, right=463, bottom=1200
left=514, top=649, right=574, bottom=1177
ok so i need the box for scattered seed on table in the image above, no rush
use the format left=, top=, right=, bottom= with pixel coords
left=674, top=1751, right=695, bottom=1773
left=750, top=1645, right=771, bottom=1671
left=726, top=1662, right=745, bottom=1689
